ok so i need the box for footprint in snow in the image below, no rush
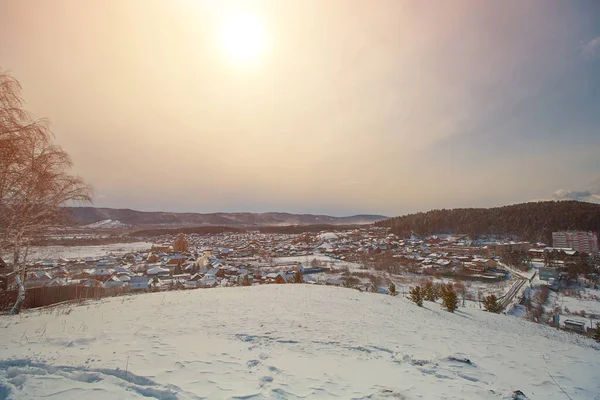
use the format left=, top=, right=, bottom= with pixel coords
left=259, top=375, right=274, bottom=387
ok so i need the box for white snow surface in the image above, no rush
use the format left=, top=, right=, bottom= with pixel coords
left=316, top=232, right=339, bottom=241
left=22, top=242, right=152, bottom=261
left=1, top=285, right=599, bottom=400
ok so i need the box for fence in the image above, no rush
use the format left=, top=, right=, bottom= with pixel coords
left=0, top=285, right=118, bottom=312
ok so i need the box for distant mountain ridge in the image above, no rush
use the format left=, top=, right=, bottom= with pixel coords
left=63, top=207, right=387, bottom=227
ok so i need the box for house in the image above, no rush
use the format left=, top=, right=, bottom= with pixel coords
left=219, top=248, right=232, bottom=257
left=151, top=244, right=171, bottom=252
left=103, top=276, right=124, bottom=289
left=25, top=271, right=52, bottom=287
left=128, top=276, right=149, bottom=291
left=539, top=267, right=559, bottom=281
left=488, top=242, right=531, bottom=256
left=147, top=266, right=170, bottom=277
left=205, top=268, right=225, bottom=279
left=528, top=248, right=545, bottom=259
left=45, top=277, right=67, bottom=287
left=198, top=276, right=217, bottom=288
left=564, top=319, right=586, bottom=333
left=88, top=268, right=115, bottom=281
left=112, top=266, right=133, bottom=276
left=52, top=267, right=69, bottom=278
left=184, top=280, right=198, bottom=289
left=78, top=278, right=103, bottom=288
left=472, top=258, right=499, bottom=270
left=96, top=258, right=118, bottom=268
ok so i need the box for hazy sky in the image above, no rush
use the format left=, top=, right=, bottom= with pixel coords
left=2, top=1, right=600, bottom=216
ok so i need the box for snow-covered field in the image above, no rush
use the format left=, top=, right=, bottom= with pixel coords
left=21, top=242, right=152, bottom=261
left=555, top=287, right=600, bottom=316
left=1, top=285, right=599, bottom=399
left=274, top=254, right=364, bottom=272
left=84, top=219, right=128, bottom=229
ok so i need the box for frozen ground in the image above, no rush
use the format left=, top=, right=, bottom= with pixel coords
left=18, top=242, right=153, bottom=261
left=1, top=285, right=599, bottom=399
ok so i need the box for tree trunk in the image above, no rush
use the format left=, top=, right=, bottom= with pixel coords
left=9, top=237, right=27, bottom=315
left=10, top=273, right=25, bottom=315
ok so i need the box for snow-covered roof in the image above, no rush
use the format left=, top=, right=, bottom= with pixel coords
left=147, top=266, right=169, bottom=275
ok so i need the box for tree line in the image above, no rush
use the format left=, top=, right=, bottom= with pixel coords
left=375, top=201, right=600, bottom=242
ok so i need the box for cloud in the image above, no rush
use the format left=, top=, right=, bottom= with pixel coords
left=552, top=189, right=600, bottom=203
left=582, top=36, right=600, bottom=57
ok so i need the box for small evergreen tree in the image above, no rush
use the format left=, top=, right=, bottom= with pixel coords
left=243, top=274, right=252, bottom=286
left=423, top=281, right=438, bottom=301
left=409, top=286, right=424, bottom=307
left=173, top=263, right=182, bottom=275
left=389, top=282, right=397, bottom=296
left=291, top=270, right=304, bottom=283
left=593, top=323, right=600, bottom=343
left=483, top=294, right=502, bottom=313
left=441, top=285, right=458, bottom=312
left=151, top=276, right=160, bottom=292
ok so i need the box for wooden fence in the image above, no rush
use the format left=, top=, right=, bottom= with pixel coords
left=0, top=285, right=117, bottom=312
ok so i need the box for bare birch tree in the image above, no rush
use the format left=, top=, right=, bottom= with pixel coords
left=0, top=72, right=92, bottom=314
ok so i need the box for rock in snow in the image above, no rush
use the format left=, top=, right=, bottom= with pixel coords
left=0, top=285, right=598, bottom=399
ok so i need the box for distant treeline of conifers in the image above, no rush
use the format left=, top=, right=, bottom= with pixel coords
left=375, top=200, right=600, bottom=242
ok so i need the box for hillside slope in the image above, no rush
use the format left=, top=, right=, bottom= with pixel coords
left=376, top=200, right=600, bottom=242
left=63, top=207, right=386, bottom=227
left=0, top=285, right=598, bottom=399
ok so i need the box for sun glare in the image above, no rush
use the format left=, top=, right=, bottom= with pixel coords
left=220, top=13, right=267, bottom=64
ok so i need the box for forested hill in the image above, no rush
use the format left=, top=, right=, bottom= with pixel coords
left=375, top=201, right=600, bottom=242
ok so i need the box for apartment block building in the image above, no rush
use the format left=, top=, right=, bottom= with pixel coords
left=552, top=231, right=599, bottom=254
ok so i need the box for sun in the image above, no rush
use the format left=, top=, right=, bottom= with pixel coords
left=220, top=13, right=268, bottom=64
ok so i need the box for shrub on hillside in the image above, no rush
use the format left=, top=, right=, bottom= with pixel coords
left=594, top=323, right=600, bottom=343
left=531, top=305, right=545, bottom=321
left=534, top=286, right=550, bottom=305
left=441, top=285, right=458, bottom=313
left=389, top=282, right=397, bottom=296
left=290, top=271, right=304, bottom=284
left=409, top=286, right=424, bottom=307
left=483, top=295, right=502, bottom=313
left=344, top=277, right=361, bottom=288
left=423, top=281, right=438, bottom=302
left=240, top=274, right=252, bottom=286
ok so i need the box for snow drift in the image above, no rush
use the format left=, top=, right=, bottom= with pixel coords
left=0, top=285, right=598, bottom=399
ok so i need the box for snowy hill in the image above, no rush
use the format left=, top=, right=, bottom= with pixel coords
left=84, top=219, right=128, bottom=229
left=64, top=206, right=387, bottom=227
left=0, top=285, right=598, bottom=399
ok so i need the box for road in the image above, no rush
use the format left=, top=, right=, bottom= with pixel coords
left=499, top=278, right=528, bottom=311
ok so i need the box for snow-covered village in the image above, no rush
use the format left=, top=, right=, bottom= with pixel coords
left=3, top=226, right=600, bottom=331
left=3, top=1, right=600, bottom=399
left=1, top=225, right=600, bottom=399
